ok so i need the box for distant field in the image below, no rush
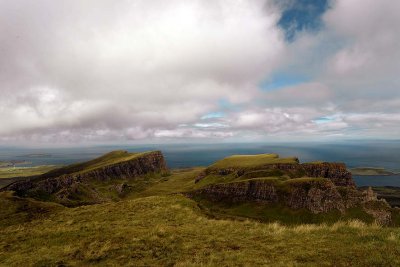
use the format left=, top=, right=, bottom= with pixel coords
left=0, top=165, right=59, bottom=189
left=0, top=165, right=58, bottom=179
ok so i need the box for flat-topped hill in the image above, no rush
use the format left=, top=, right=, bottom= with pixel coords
left=197, top=153, right=354, bottom=187
left=2, top=150, right=168, bottom=206
left=39, top=150, right=160, bottom=179
left=189, top=153, right=394, bottom=225
left=208, top=154, right=299, bottom=170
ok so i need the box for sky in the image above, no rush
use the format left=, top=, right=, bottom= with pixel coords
left=0, top=0, right=399, bottom=146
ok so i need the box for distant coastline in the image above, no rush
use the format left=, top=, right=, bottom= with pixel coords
left=350, top=167, right=398, bottom=176
left=0, top=160, right=31, bottom=167
left=17, top=153, right=52, bottom=158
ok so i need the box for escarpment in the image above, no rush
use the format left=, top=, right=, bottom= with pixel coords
left=189, top=153, right=391, bottom=224
left=188, top=178, right=361, bottom=214
left=2, top=150, right=168, bottom=205
left=302, top=162, right=354, bottom=187
left=196, top=155, right=354, bottom=187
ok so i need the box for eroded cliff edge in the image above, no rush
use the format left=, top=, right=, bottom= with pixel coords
left=2, top=150, right=168, bottom=206
left=188, top=154, right=392, bottom=225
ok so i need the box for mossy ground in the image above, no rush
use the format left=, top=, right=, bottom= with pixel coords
left=1, top=194, right=400, bottom=266
left=194, top=197, right=375, bottom=225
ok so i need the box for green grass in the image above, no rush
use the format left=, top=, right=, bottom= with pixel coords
left=134, top=168, right=204, bottom=198
left=208, top=154, right=299, bottom=170
left=0, top=165, right=58, bottom=179
left=195, top=197, right=375, bottom=225
left=40, top=150, right=157, bottom=180
left=2, top=152, right=400, bottom=265
left=0, top=166, right=60, bottom=189
left=0, top=191, right=64, bottom=227
left=1, top=194, right=400, bottom=266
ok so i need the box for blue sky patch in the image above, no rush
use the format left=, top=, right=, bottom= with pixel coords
left=261, top=72, right=310, bottom=91
left=313, top=116, right=335, bottom=124
left=201, top=112, right=225, bottom=120
left=277, top=0, right=330, bottom=41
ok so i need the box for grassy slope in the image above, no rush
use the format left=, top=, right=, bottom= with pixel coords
left=0, top=165, right=60, bottom=190
left=208, top=154, right=298, bottom=169
left=39, top=150, right=153, bottom=180
left=2, top=156, right=400, bottom=265
left=1, top=194, right=400, bottom=266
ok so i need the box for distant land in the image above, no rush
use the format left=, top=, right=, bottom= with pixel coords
left=350, top=167, right=397, bottom=176
left=0, top=165, right=59, bottom=189
left=0, top=160, right=30, bottom=167
left=17, top=153, right=52, bottom=158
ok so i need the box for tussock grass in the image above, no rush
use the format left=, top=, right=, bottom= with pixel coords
left=1, top=195, right=400, bottom=266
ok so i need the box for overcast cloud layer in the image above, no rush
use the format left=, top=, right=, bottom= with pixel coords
left=0, top=0, right=399, bottom=145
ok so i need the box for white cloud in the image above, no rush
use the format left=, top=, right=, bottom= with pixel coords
left=0, top=0, right=286, bottom=143
left=1, top=0, right=400, bottom=144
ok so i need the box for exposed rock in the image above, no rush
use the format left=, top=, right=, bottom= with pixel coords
left=191, top=179, right=278, bottom=203
left=363, top=199, right=392, bottom=226
left=302, top=162, right=355, bottom=187
left=363, top=186, right=378, bottom=202
left=113, top=183, right=132, bottom=194
left=2, top=151, right=168, bottom=204
left=188, top=178, right=359, bottom=214
left=284, top=179, right=345, bottom=213
left=202, top=160, right=355, bottom=187
left=195, top=171, right=207, bottom=183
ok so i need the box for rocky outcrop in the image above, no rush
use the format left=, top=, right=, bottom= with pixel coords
left=191, top=179, right=279, bottom=203
left=3, top=151, right=168, bottom=200
left=302, top=163, right=355, bottom=187
left=188, top=178, right=354, bottom=213
left=197, top=161, right=355, bottom=187
left=283, top=179, right=346, bottom=213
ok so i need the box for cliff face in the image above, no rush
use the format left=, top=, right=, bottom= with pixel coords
left=189, top=178, right=361, bottom=214
left=3, top=151, right=168, bottom=203
left=302, top=163, right=355, bottom=187
left=189, top=154, right=393, bottom=224
left=197, top=161, right=354, bottom=187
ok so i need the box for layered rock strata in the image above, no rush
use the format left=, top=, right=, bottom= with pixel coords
left=2, top=151, right=167, bottom=197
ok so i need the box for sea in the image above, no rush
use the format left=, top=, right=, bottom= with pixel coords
left=1, top=140, right=399, bottom=187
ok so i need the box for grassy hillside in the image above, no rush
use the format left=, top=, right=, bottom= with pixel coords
left=2, top=153, right=400, bottom=266
left=39, top=150, right=154, bottom=180
left=208, top=154, right=298, bottom=170
left=0, top=165, right=60, bottom=189
left=1, top=194, right=400, bottom=266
